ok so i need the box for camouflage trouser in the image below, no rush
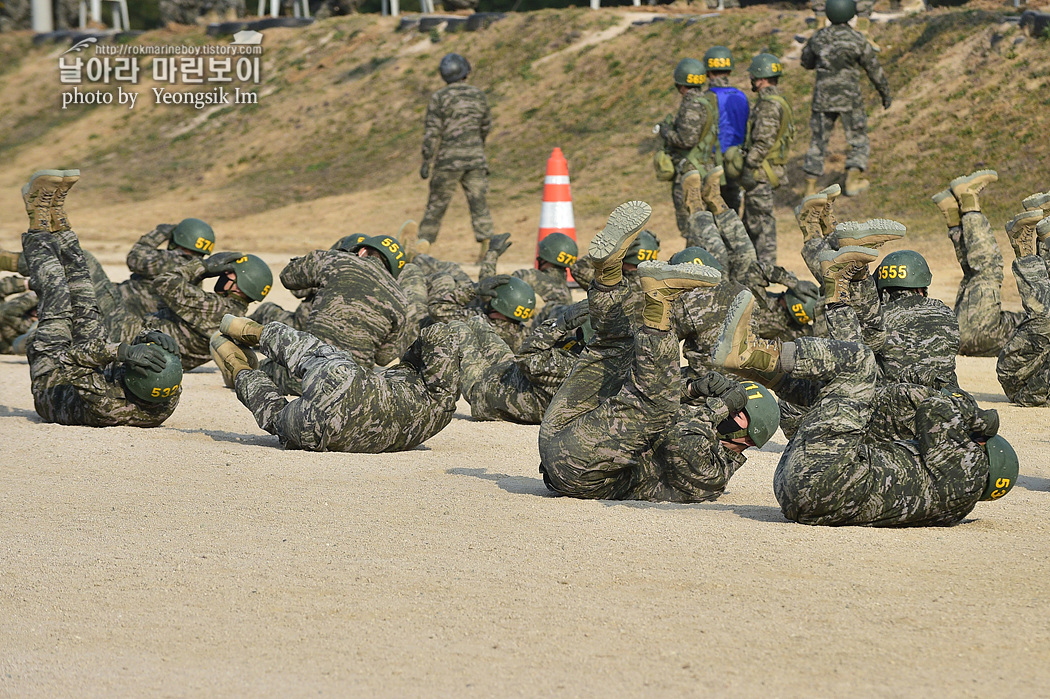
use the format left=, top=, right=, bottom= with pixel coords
left=997, top=255, right=1050, bottom=406
left=721, top=180, right=743, bottom=217
left=803, top=109, right=869, bottom=178
left=743, top=181, right=777, bottom=267
left=683, top=210, right=730, bottom=271
left=538, top=281, right=682, bottom=500
left=234, top=321, right=459, bottom=452
left=950, top=212, right=1025, bottom=356
left=714, top=208, right=759, bottom=282
left=418, top=168, right=494, bottom=244
left=250, top=301, right=298, bottom=327
left=117, top=276, right=164, bottom=320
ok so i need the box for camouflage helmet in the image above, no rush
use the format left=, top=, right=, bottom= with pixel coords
left=489, top=277, right=536, bottom=324
left=123, top=347, right=183, bottom=404
left=230, top=254, right=273, bottom=302
left=716, top=380, right=780, bottom=447
left=875, top=250, right=932, bottom=291
left=439, top=53, right=471, bottom=83
left=704, top=46, right=733, bottom=72
left=537, top=232, right=579, bottom=269
left=748, top=53, right=784, bottom=80
left=670, top=246, right=724, bottom=272
left=331, top=234, right=368, bottom=252
left=783, top=289, right=818, bottom=326
left=626, top=230, right=661, bottom=265
left=981, top=435, right=1019, bottom=501
left=171, top=218, right=215, bottom=255
left=356, top=235, right=407, bottom=279
left=826, top=0, right=856, bottom=24
left=673, top=58, right=706, bottom=87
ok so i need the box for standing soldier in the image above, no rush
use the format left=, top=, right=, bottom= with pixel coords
left=704, top=46, right=749, bottom=214
left=416, top=53, right=494, bottom=262
left=739, top=53, right=793, bottom=266
left=801, top=0, right=891, bottom=198
left=655, top=58, right=721, bottom=251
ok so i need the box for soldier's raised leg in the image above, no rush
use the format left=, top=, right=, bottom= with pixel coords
left=742, top=181, right=776, bottom=266
left=802, top=112, right=836, bottom=194
left=997, top=217, right=1050, bottom=406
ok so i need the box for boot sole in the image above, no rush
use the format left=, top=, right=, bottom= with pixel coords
left=949, top=169, right=998, bottom=196
left=713, top=290, right=755, bottom=368
left=1037, top=216, right=1050, bottom=240
left=1006, top=211, right=1045, bottom=233
left=930, top=189, right=953, bottom=205
left=820, top=184, right=841, bottom=200
left=1023, top=192, right=1050, bottom=211
left=219, top=313, right=262, bottom=346
left=834, top=218, right=906, bottom=247
left=588, top=200, right=651, bottom=263
left=637, top=260, right=721, bottom=291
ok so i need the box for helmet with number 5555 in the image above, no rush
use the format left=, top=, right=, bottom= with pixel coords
left=875, top=250, right=932, bottom=291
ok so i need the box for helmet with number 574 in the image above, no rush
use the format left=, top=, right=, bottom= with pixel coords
left=537, top=232, right=579, bottom=269
left=231, top=254, right=273, bottom=302
left=355, top=235, right=407, bottom=279
left=171, top=218, right=215, bottom=255
left=673, top=58, right=706, bottom=87
left=489, top=277, right=536, bottom=324
left=875, top=249, right=932, bottom=291
left=626, top=230, right=661, bottom=265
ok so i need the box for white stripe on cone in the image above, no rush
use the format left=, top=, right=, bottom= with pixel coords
left=539, top=201, right=575, bottom=229
left=544, top=176, right=571, bottom=186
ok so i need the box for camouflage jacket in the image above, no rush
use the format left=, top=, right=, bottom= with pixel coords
left=662, top=87, right=719, bottom=173
left=744, top=85, right=789, bottom=184
left=0, top=290, right=37, bottom=352
left=429, top=278, right=529, bottom=353
left=397, top=262, right=430, bottom=331
left=119, top=224, right=201, bottom=318
left=280, top=250, right=413, bottom=369
left=801, top=24, right=890, bottom=112
left=30, top=334, right=179, bottom=427
left=422, top=82, right=491, bottom=172
left=478, top=254, right=573, bottom=322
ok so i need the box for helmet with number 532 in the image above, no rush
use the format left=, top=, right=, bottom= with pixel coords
left=489, top=277, right=536, bottom=324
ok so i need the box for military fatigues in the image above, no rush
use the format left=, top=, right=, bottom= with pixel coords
left=949, top=211, right=1025, bottom=356
left=22, top=228, right=178, bottom=427
left=740, top=262, right=820, bottom=343
left=429, top=276, right=529, bottom=354
left=662, top=88, right=720, bottom=245
left=774, top=303, right=988, bottom=527
left=454, top=314, right=578, bottom=424
left=118, top=224, right=201, bottom=320
left=539, top=281, right=746, bottom=503
left=742, top=85, right=792, bottom=266
left=233, top=321, right=460, bottom=452
left=419, top=82, right=494, bottom=245
left=800, top=24, right=890, bottom=178
left=997, top=255, right=1050, bottom=406
left=479, top=252, right=573, bottom=325
left=0, top=276, right=36, bottom=353
left=262, top=251, right=414, bottom=395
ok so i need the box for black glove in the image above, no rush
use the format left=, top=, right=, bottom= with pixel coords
left=420, top=163, right=431, bottom=180
left=557, top=300, right=590, bottom=332
left=117, top=342, right=168, bottom=375
left=201, top=251, right=243, bottom=277
left=488, top=232, right=513, bottom=257
left=882, top=94, right=892, bottom=110
left=791, top=280, right=821, bottom=300
left=687, top=372, right=747, bottom=413
left=477, top=274, right=512, bottom=300
left=142, top=330, right=179, bottom=356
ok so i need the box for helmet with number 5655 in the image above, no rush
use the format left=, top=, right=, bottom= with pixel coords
left=673, top=58, right=706, bottom=87
left=171, top=218, right=215, bottom=255
left=489, top=277, right=536, bottom=324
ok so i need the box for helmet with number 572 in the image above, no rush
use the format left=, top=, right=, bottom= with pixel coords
left=673, top=58, right=706, bottom=87
left=537, top=232, right=579, bottom=269
left=489, top=277, right=536, bottom=324
left=171, top=218, right=215, bottom=255
left=783, top=289, right=818, bottom=326
left=231, top=254, right=273, bottom=302
left=875, top=249, right=932, bottom=291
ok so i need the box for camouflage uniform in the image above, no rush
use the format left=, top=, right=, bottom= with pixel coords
left=0, top=276, right=36, bottom=353
left=662, top=88, right=720, bottom=243
left=233, top=321, right=460, bottom=452
left=117, top=224, right=199, bottom=320
left=742, top=85, right=791, bottom=266
left=539, top=281, right=746, bottom=503
left=22, top=228, right=178, bottom=427
left=419, top=82, right=494, bottom=245
left=570, top=257, right=647, bottom=331
left=800, top=24, right=890, bottom=178
left=774, top=303, right=989, bottom=527
left=997, top=255, right=1050, bottom=406
left=479, top=252, right=573, bottom=325
left=454, top=314, right=578, bottom=424
left=675, top=278, right=749, bottom=377
left=949, top=211, right=1025, bottom=356
left=429, top=275, right=529, bottom=354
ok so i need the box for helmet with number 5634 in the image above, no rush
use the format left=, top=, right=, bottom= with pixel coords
left=673, top=58, right=706, bottom=87
left=704, top=46, right=733, bottom=72
left=171, top=218, right=215, bottom=255
left=875, top=249, right=932, bottom=291
left=748, top=53, right=784, bottom=80
left=124, top=348, right=184, bottom=404
left=231, top=254, right=273, bottom=302
left=489, top=277, right=536, bottom=324
left=537, top=232, right=579, bottom=269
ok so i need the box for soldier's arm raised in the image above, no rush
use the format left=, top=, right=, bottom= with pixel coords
left=126, top=224, right=177, bottom=278
left=279, top=250, right=326, bottom=292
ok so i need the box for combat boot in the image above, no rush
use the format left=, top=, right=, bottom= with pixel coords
left=713, top=289, right=782, bottom=372
left=1006, top=210, right=1043, bottom=259
left=209, top=332, right=258, bottom=388
left=397, top=220, right=421, bottom=261
left=638, top=260, right=721, bottom=331
left=220, top=313, right=263, bottom=346
left=834, top=219, right=906, bottom=250
left=49, top=169, right=80, bottom=232
left=1038, top=217, right=1050, bottom=244
left=1023, top=191, right=1050, bottom=217
left=588, top=200, right=652, bottom=287
left=804, top=176, right=820, bottom=197
left=818, top=246, right=877, bottom=306
left=0, top=250, right=20, bottom=273
left=844, top=168, right=870, bottom=197
left=413, top=238, right=431, bottom=258
left=21, top=170, right=64, bottom=231
left=949, top=169, right=998, bottom=214
left=794, top=192, right=828, bottom=242
left=818, top=184, right=841, bottom=236
left=703, top=167, right=727, bottom=216
left=932, top=189, right=961, bottom=228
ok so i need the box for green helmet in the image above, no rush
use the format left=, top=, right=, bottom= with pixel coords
left=673, top=58, right=706, bottom=87
left=489, top=277, right=536, bottom=324
left=783, top=289, right=817, bottom=326
left=704, top=46, right=733, bottom=72
left=356, top=235, right=407, bottom=279
left=537, top=232, right=579, bottom=269
left=231, top=254, right=273, bottom=302
left=557, top=320, right=593, bottom=355
left=748, top=53, right=784, bottom=80
left=439, top=52, right=471, bottom=83
left=124, top=348, right=183, bottom=404
left=875, top=250, right=932, bottom=291
left=171, top=218, right=215, bottom=255
left=626, top=230, right=660, bottom=265
left=716, top=379, right=779, bottom=447
left=981, top=435, right=1018, bottom=501
left=670, top=246, right=724, bottom=272
left=331, top=234, right=368, bottom=252
left=826, top=0, right=856, bottom=24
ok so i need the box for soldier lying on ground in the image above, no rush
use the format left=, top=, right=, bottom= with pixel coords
left=0, top=275, right=36, bottom=354
left=429, top=270, right=536, bottom=354
left=479, top=231, right=576, bottom=325
left=570, top=229, right=661, bottom=331
left=118, top=218, right=216, bottom=319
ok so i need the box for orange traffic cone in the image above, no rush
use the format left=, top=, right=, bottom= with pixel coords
left=537, top=147, right=577, bottom=283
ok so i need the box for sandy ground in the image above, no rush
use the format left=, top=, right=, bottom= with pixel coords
left=2, top=247, right=1049, bottom=698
